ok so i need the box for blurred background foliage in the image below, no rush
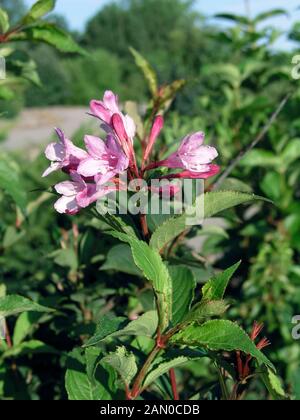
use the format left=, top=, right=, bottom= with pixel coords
left=0, top=0, right=300, bottom=400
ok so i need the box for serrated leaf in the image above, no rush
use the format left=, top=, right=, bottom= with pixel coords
left=22, top=0, right=56, bottom=24
left=0, top=8, right=9, bottom=33
left=202, top=261, right=241, bottom=301
left=130, top=47, right=158, bottom=96
left=84, top=311, right=158, bottom=347
left=171, top=320, right=274, bottom=369
left=150, top=191, right=268, bottom=251
left=143, top=349, right=206, bottom=389
left=169, top=266, right=196, bottom=325
left=103, top=346, right=137, bottom=386
left=0, top=295, right=54, bottom=318
left=183, top=300, right=228, bottom=324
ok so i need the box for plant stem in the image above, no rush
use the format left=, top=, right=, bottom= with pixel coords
left=131, top=344, right=162, bottom=399
left=169, top=368, right=179, bottom=400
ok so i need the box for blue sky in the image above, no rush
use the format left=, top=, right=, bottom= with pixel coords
left=24, top=0, right=300, bottom=50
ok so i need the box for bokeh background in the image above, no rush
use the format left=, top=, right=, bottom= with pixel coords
left=0, top=0, right=300, bottom=400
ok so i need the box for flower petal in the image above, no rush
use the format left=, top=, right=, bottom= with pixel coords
left=78, top=157, right=108, bottom=177
left=90, top=100, right=111, bottom=123
left=84, top=135, right=107, bottom=159
left=54, top=180, right=84, bottom=196
left=45, top=141, right=65, bottom=162
left=103, top=90, right=120, bottom=113
left=54, top=196, right=79, bottom=214
left=42, top=162, right=63, bottom=177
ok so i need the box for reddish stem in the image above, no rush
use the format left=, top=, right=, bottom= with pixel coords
left=169, top=368, right=179, bottom=400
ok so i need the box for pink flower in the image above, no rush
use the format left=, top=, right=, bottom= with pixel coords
left=77, top=134, right=129, bottom=185
left=54, top=171, right=116, bottom=215
left=160, top=132, right=218, bottom=172
left=145, top=131, right=218, bottom=178
left=90, top=90, right=136, bottom=140
left=43, top=128, right=87, bottom=177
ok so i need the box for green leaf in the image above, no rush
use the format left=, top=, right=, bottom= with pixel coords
left=261, top=367, right=287, bottom=400
left=0, top=8, right=9, bottom=33
left=171, top=320, right=274, bottom=369
left=129, top=240, right=172, bottom=332
left=240, top=150, right=280, bottom=168
left=12, top=23, right=85, bottom=54
left=13, top=312, right=41, bottom=346
left=254, top=9, right=289, bottom=24
left=169, top=266, right=196, bottom=325
left=84, top=311, right=158, bottom=347
left=130, top=47, right=158, bottom=96
left=214, top=13, right=250, bottom=25
left=143, top=349, right=206, bottom=389
left=22, top=0, right=56, bottom=24
left=65, top=348, right=115, bottom=400
left=281, top=138, right=300, bottom=168
left=103, top=346, right=137, bottom=386
left=150, top=192, right=267, bottom=251
left=0, top=295, right=53, bottom=318
left=0, top=158, right=27, bottom=212
left=202, top=261, right=241, bottom=301
left=183, top=300, right=228, bottom=324
left=2, top=340, right=58, bottom=359
left=101, top=244, right=142, bottom=276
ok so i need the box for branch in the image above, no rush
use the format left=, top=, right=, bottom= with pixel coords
left=212, top=92, right=292, bottom=191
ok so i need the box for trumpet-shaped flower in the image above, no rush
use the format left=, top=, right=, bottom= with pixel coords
left=43, top=128, right=87, bottom=177
left=77, top=134, right=129, bottom=185
left=146, top=132, right=218, bottom=177
left=54, top=171, right=116, bottom=215
left=90, top=90, right=136, bottom=140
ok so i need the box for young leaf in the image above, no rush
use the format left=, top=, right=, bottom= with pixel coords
left=0, top=8, right=9, bottom=33
left=13, top=312, right=41, bottom=346
left=22, top=0, right=56, bottom=25
left=202, top=261, right=241, bottom=301
left=129, top=47, right=158, bottom=97
left=169, top=266, right=196, bottom=325
left=150, top=191, right=268, bottom=251
left=103, top=346, right=138, bottom=387
left=0, top=295, right=54, bottom=318
left=84, top=311, right=158, bottom=347
left=171, top=320, right=274, bottom=369
left=261, top=367, right=287, bottom=400
left=183, top=300, right=228, bottom=324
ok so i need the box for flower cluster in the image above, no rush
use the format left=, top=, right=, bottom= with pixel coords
left=43, top=90, right=219, bottom=214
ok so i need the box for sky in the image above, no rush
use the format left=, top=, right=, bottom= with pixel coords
left=24, top=0, right=300, bottom=50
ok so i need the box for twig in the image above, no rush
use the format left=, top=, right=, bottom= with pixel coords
left=213, top=92, right=292, bottom=191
